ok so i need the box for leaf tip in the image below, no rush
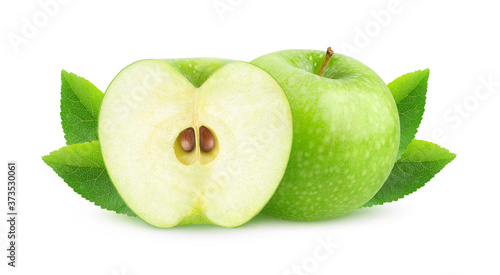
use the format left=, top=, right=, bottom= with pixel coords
left=41, top=154, right=49, bottom=164
left=61, top=69, right=70, bottom=80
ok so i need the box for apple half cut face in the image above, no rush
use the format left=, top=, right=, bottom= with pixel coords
left=98, top=59, right=293, bottom=228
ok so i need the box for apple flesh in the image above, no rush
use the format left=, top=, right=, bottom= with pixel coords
left=252, top=50, right=400, bottom=221
left=98, top=58, right=293, bottom=227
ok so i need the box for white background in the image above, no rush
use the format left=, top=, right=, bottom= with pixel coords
left=1, top=0, right=499, bottom=274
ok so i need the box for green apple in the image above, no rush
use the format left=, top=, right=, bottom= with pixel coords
left=98, top=58, right=293, bottom=228
left=251, top=49, right=400, bottom=221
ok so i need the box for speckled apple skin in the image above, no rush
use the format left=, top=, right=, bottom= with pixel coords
left=252, top=50, right=400, bottom=221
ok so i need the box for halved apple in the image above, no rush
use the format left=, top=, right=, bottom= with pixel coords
left=98, top=58, right=293, bottom=228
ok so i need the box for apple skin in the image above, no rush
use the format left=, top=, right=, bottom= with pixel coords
left=160, top=58, right=234, bottom=88
left=251, top=50, right=400, bottom=221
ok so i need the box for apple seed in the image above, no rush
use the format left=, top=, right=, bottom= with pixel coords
left=199, top=126, right=215, bottom=152
left=180, top=127, right=196, bottom=152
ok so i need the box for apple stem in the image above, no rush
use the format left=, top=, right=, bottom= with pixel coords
left=317, top=47, right=334, bottom=77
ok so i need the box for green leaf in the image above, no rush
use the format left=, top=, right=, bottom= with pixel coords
left=61, top=70, right=103, bottom=145
left=42, top=141, right=136, bottom=217
left=389, top=69, right=429, bottom=160
left=364, top=139, right=456, bottom=207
